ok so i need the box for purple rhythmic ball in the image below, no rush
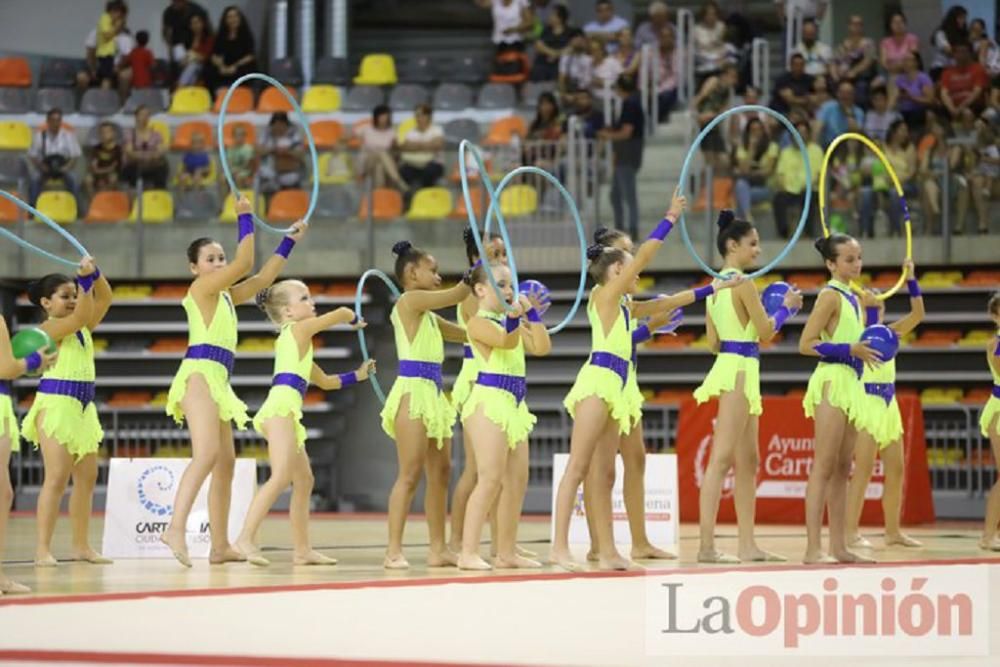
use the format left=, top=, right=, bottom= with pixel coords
left=519, top=279, right=551, bottom=316
left=861, top=324, right=899, bottom=362
left=761, top=281, right=793, bottom=317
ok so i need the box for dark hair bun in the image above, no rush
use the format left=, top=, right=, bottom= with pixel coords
left=26, top=281, right=43, bottom=307
left=586, top=243, right=606, bottom=261
left=255, top=288, right=270, bottom=312
left=813, top=237, right=828, bottom=255
left=462, top=228, right=474, bottom=246
left=716, top=209, right=735, bottom=229
left=392, top=240, right=412, bottom=257
left=593, top=226, right=610, bottom=244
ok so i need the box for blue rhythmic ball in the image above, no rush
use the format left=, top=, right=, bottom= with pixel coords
left=656, top=307, right=684, bottom=334
left=519, top=279, right=551, bottom=316
left=761, top=281, right=792, bottom=317
left=861, top=324, right=899, bottom=362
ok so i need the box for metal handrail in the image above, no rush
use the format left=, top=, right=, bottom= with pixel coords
left=784, top=3, right=803, bottom=66
left=676, top=8, right=695, bottom=105
left=751, top=37, right=771, bottom=101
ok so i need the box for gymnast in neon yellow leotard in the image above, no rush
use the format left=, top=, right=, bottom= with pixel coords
left=690, top=211, right=803, bottom=564
left=979, top=293, right=1000, bottom=551
left=382, top=241, right=470, bottom=570
left=0, top=315, right=56, bottom=593
left=23, top=259, right=113, bottom=567
left=846, top=260, right=925, bottom=551
left=231, top=280, right=372, bottom=567
left=160, top=195, right=308, bottom=568
left=457, top=262, right=550, bottom=571
left=799, top=234, right=882, bottom=565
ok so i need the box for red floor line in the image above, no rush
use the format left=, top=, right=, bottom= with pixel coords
left=0, top=649, right=507, bottom=667
left=1, top=555, right=998, bottom=608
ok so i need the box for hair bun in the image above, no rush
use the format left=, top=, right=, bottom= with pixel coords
left=586, top=243, right=606, bottom=261
left=462, top=228, right=474, bottom=245
left=26, top=281, right=42, bottom=307
left=813, top=237, right=828, bottom=255
left=254, top=288, right=270, bottom=312
left=716, top=209, right=735, bottom=229
left=391, top=240, right=412, bottom=257
left=593, top=226, right=610, bottom=244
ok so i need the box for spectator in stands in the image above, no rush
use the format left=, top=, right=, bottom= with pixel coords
left=732, top=118, right=778, bottom=221
left=28, top=108, right=82, bottom=209
left=178, top=132, right=212, bottom=191
left=892, top=51, right=935, bottom=132
left=859, top=120, right=916, bottom=237
left=693, top=62, right=737, bottom=170
left=528, top=91, right=563, bottom=141
left=635, top=1, right=670, bottom=50
left=85, top=121, right=123, bottom=197
left=356, top=105, right=407, bottom=191
left=693, top=1, right=731, bottom=81
left=793, top=19, right=834, bottom=79
left=162, top=0, right=209, bottom=82
left=225, top=123, right=256, bottom=189
left=94, top=1, right=128, bottom=89
left=530, top=3, right=572, bottom=82
left=599, top=75, right=644, bottom=238
left=656, top=24, right=680, bottom=122
left=529, top=0, right=557, bottom=40
left=122, top=105, right=169, bottom=189
left=259, top=111, right=305, bottom=194
left=477, top=0, right=535, bottom=54
left=205, top=5, right=257, bottom=94
left=863, top=86, right=901, bottom=143
left=775, top=0, right=826, bottom=25
left=125, top=30, right=154, bottom=89
left=880, top=12, right=919, bottom=77
left=809, top=72, right=833, bottom=110
left=816, top=80, right=863, bottom=147
left=834, top=15, right=876, bottom=103
left=771, top=53, right=814, bottom=116
left=564, top=88, right=605, bottom=138
left=827, top=140, right=865, bottom=231
left=771, top=119, right=822, bottom=238
left=558, top=29, right=593, bottom=102
left=919, top=114, right=968, bottom=235
left=584, top=0, right=629, bottom=54
left=970, top=18, right=1000, bottom=78
left=398, top=104, right=445, bottom=191
left=969, top=119, right=999, bottom=234
left=177, top=13, right=214, bottom=86
left=941, top=41, right=989, bottom=120
left=930, top=5, right=969, bottom=81
left=591, top=38, right=624, bottom=99
left=615, top=28, right=642, bottom=81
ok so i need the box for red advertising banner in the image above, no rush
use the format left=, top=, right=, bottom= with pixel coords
left=676, top=395, right=935, bottom=524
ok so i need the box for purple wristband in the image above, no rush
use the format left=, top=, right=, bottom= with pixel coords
left=693, top=284, right=715, bottom=301
left=77, top=273, right=96, bottom=293
left=338, top=372, right=358, bottom=387
left=632, top=324, right=652, bottom=345
left=865, top=306, right=879, bottom=327
left=648, top=216, right=674, bottom=241
left=526, top=308, right=542, bottom=324
left=349, top=312, right=359, bottom=325
left=275, top=236, right=295, bottom=258
left=814, top=342, right=851, bottom=358
left=25, top=351, right=42, bottom=374
left=907, top=279, right=921, bottom=298
left=505, top=315, right=520, bottom=333
left=237, top=213, right=254, bottom=241
left=773, top=306, right=792, bottom=332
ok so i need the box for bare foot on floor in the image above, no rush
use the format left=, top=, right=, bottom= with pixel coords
left=697, top=549, right=740, bottom=564
left=549, top=550, right=583, bottom=572
left=293, top=550, right=337, bottom=566
left=383, top=553, right=410, bottom=570
left=598, top=553, right=632, bottom=571
left=34, top=553, right=58, bottom=568
left=848, top=535, right=873, bottom=549
left=516, top=545, right=538, bottom=558
left=160, top=532, right=191, bottom=568
left=427, top=549, right=459, bottom=567
left=738, top=546, right=787, bottom=562
left=979, top=537, right=1000, bottom=551
left=0, top=579, right=30, bottom=594
left=209, top=545, right=248, bottom=565
left=495, top=554, right=542, bottom=569
left=72, top=548, right=113, bottom=564
left=832, top=549, right=876, bottom=564
left=585, top=549, right=599, bottom=563
left=632, top=544, right=677, bottom=560
left=234, top=540, right=270, bottom=567
left=458, top=553, right=493, bottom=571
left=803, top=550, right=838, bottom=564
left=885, top=533, right=923, bottom=548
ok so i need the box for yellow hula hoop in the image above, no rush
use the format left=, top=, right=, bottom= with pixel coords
left=818, top=132, right=913, bottom=301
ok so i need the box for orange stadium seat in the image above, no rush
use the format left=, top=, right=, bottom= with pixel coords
left=222, top=120, right=256, bottom=147
left=310, top=120, right=344, bottom=149
left=358, top=188, right=403, bottom=220
left=267, top=189, right=310, bottom=222
left=85, top=191, right=130, bottom=223
left=0, top=57, right=31, bottom=87
left=257, top=86, right=297, bottom=112
left=483, top=116, right=527, bottom=146
left=172, top=120, right=215, bottom=150
left=213, top=86, right=254, bottom=114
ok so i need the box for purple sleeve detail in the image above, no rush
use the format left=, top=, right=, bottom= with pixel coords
left=505, top=315, right=520, bottom=333
left=25, top=351, right=42, bottom=374
left=237, top=213, right=254, bottom=241
left=77, top=273, right=96, bottom=293
left=648, top=216, right=674, bottom=241
left=349, top=312, right=359, bottom=325
left=773, top=306, right=791, bottom=332
left=906, top=279, right=921, bottom=298
left=275, top=236, right=295, bottom=258
left=693, top=284, right=715, bottom=301
left=632, top=324, right=652, bottom=345
left=814, top=342, right=851, bottom=357
left=865, top=306, right=879, bottom=326
left=526, top=308, right=542, bottom=324
left=338, top=372, right=358, bottom=387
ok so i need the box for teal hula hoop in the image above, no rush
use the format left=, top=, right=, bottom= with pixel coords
left=0, top=190, right=89, bottom=268
left=677, top=104, right=810, bottom=279
left=216, top=73, right=320, bottom=233
left=354, top=268, right=401, bottom=404
left=458, top=140, right=587, bottom=334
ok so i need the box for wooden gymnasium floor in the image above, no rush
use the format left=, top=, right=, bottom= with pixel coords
left=1, top=513, right=999, bottom=667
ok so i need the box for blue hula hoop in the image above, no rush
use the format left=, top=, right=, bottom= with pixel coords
left=354, top=268, right=401, bottom=404
left=216, top=73, right=320, bottom=233
left=458, top=140, right=587, bottom=334
left=677, top=104, right=810, bottom=279
left=0, top=190, right=89, bottom=268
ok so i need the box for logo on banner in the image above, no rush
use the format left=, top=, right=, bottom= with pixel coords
left=137, top=465, right=175, bottom=516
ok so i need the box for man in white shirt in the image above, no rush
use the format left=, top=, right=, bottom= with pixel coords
left=398, top=104, right=445, bottom=190
left=583, top=0, right=630, bottom=54
left=634, top=1, right=670, bottom=50
left=559, top=30, right=594, bottom=102
left=792, top=19, right=834, bottom=78
left=28, top=108, right=82, bottom=209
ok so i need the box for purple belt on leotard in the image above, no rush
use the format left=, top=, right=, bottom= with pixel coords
left=476, top=372, right=527, bottom=404
left=0, top=381, right=10, bottom=396
left=398, top=360, right=443, bottom=392
left=272, top=372, right=308, bottom=398
left=184, top=344, right=235, bottom=377
left=720, top=341, right=760, bottom=359
left=463, top=344, right=474, bottom=359
left=37, top=379, right=95, bottom=406
left=589, top=351, right=629, bottom=386
left=864, top=382, right=895, bottom=405
left=993, top=385, right=1000, bottom=399
left=820, top=355, right=863, bottom=379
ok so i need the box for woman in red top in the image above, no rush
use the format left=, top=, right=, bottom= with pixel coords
left=178, top=13, right=215, bottom=87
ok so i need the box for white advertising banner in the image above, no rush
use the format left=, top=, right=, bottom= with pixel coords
left=551, top=453, right=679, bottom=547
left=101, top=458, right=256, bottom=559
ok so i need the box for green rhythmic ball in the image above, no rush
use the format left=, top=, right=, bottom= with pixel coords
left=11, top=328, right=55, bottom=375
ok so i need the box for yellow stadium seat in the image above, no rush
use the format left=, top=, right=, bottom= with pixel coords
left=169, top=86, right=212, bottom=114
left=173, top=158, right=217, bottom=187
left=354, top=54, right=397, bottom=85
left=406, top=187, right=453, bottom=220
left=396, top=116, right=417, bottom=144
left=35, top=191, right=77, bottom=224
left=220, top=191, right=259, bottom=222
left=149, top=120, right=171, bottom=148
left=129, top=190, right=174, bottom=223
left=0, top=121, right=32, bottom=150
left=301, top=85, right=341, bottom=112
left=317, top=152, right=353, bottom=185
left=920, top=271, right=962, bottom=288
left=498, top=184, right=537, bottom=217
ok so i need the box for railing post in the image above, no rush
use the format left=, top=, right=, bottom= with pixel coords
left=676, top=9, right=695, bottom=105
left=272, top=0, right=289, bottom=61
left=136, top=177, right=145, bottom=276
left=299, top=0, right=315, bottom=86
left=566, top=115, right=579, bottom=206
left=942, top=148, right=951, bottom=262
left=365, top=175, right=375, bottom=269
left=704, top=164, right=714, bottom=261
